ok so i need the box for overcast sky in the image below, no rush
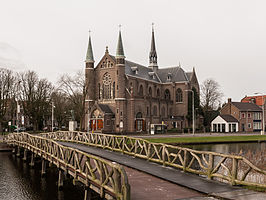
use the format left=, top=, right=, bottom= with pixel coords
left=0, top=0, right=265, bottom=102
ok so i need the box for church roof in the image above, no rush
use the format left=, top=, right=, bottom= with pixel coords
left=157, top=67, right=189, bottom=83
left=109, top=55, right=190, bottom=83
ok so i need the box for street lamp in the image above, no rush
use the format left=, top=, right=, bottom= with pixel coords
left=254, top=93, right=265, bottom=135
left=16, top=99, right=20, bottom=133
left=186, top=89, right=195, bottom=135
left=51, top=101, right=55, bottom=132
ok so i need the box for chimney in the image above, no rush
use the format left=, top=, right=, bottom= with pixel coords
left=228, top=98, right=232, bottom=103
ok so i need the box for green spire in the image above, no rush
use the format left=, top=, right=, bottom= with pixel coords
left=116, top=26, right=125, bottom=58
left=85, top=32, right=94, bottom=63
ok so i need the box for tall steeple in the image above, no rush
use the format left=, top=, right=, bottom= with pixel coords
left=116, top=25, right=125, bottom=58
left=149, top=23, right=158, bottom=71
left=85, top=31, right=94, bottom=64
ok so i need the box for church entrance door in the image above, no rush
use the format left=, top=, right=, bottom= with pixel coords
left=90, top=109, right=104, bottom=132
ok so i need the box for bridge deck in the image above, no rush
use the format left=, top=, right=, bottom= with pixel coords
left=57, top=141, right=266, bottom=200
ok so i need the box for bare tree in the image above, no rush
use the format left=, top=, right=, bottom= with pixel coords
left=18, top=70, right=54, bottom=131
left=0, top=68, right=16, bottom=132
left=57, top=70, right=87, bottom=130
left=200, top=78, right=223, bottom=111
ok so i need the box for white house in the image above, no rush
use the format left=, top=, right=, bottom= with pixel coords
left=211, top=115, right=239, bottom=132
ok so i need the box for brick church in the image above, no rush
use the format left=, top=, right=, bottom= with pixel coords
left=84, top=27, right=199, bottom=134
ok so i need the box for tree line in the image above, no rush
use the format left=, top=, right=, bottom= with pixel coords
left=0, top=68, right=86, bottom=132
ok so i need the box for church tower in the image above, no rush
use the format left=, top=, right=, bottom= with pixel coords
left=115, top=27, right=126, bottom=133
left=149, top=24, right=158, bottom=72
left=85, top=32, right=95, bottom=131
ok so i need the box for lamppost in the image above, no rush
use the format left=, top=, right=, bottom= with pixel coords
left=16, top=99, right=20, bottom=133
left=254, top=93, right=265, bottom=135
left=51, top=101, right=55, bottom=132
left=186, top=89, right=195, bottom=135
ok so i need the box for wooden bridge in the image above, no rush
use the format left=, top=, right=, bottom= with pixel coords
left=5, top=131, right=266, bottom=200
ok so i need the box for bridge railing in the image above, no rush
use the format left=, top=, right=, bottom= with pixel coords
left=40, top=131, right=266, bottom=188
left=6, top=132, right=130, bottom=200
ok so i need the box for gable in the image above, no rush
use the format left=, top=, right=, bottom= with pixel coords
left=211, top=115, right=226, bottom=124
left=95, top=54, right=115, bottom=70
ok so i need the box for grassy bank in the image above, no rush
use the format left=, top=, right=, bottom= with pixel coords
left=145, top=135, right=266, bottom=144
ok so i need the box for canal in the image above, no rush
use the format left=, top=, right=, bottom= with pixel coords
left=0, top=152, right=86, bottom=200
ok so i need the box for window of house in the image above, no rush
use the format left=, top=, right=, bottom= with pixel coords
left=253, top=112, right=262, bottom=120
left=248, top=123, right=251, bottom=128
left=248, top=113, right=251, bottom=118
left=253, top=122, right=262, bottom=130
left=241, top=113, right=245, bottom=118
left=176, top=88, right=183, bottom=103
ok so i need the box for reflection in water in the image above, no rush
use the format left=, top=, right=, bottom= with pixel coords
left=181, top=142, right=265, bottom=155
left=0, top=152, right=84, bottom=200
left=181, top=142, right=266, bottom=169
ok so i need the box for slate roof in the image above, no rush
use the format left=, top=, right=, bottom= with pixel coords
left=231, top=102, right=262, bottom=112
left=157, top=66, right=189, bottom=83
left=220, top=115, right=238, bottom=122
left=98, top=104, right=114, bottom=114
left=109, top=55, right=191, bottom=83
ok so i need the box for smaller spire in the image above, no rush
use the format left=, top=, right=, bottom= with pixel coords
left=149, top=23, right=158, bottom=70
left=116, top=25, right=125, bottom=58
left=85, top=31, right=94, bottom=63
left=105, top=46, right=109, bottom=54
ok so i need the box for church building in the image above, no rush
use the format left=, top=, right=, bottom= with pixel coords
left=84, top=27, right=199, bottom=134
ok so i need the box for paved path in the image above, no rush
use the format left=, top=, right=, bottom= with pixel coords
left=58, top=142, right=266, bottom=200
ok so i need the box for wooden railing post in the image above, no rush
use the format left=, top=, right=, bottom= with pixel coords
left=183, top=150, right=187, bottom=172
left=162, top=145, right=166, bottom=166
left=114, top=168, right=121, bottom=195
left=231, top=158, right=238, bottom=185
left=207, top=154, right=214, bottom=180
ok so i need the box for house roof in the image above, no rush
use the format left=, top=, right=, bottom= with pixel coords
left=231, top=102, right=262, bottom=112
left=241, top=95, right=266, bottom=106
left=220, top=114, right=238, bottom=122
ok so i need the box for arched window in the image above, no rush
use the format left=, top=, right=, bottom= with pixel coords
left=164, top=89, right=171, bottom=100
left=136, top=112, right=142, bottom=118
left=148, top=87, right=152, bottom=97
left=157, top=88, right=160, bottom=98
left=161, top=107, right=166, bottom=117
left=102, top=73, right=112, bottom=99
left=113, top=82, right=115, bottom=99
left=153, top=105, right=157, bottom=116
left=139, top=85, right=144, bottom=96
left=176, top=88, right=183, bottom=102
left=98, top=83, right=101, bottom=99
